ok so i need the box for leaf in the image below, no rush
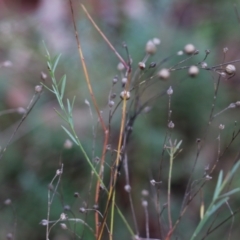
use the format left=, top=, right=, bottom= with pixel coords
left=207, top=197, right=229, bottom=216
left=176, top=140, right=182, bottom=149
left=67, top=99, right=72, bottom=114
left=52, top=54, right=62, bottom=73
left=42, top=41, right=50, bottom=59
left=61, top=126, right=79, bottom=146
left=60, top=75, right=66, bottom=100
left=222, top=161, right=240, bottom=189
left=41, top=82, right=54, bottom=93
left=213, top=170, right=223, bottom=201
left=219, top=188, right=240, bottom=199
left=47, top=61, right=52, bottom=71
left=52, top=85, right=62, bottom=107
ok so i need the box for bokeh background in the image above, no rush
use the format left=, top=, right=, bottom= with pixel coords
left=0, top=0, right=240, bottom=239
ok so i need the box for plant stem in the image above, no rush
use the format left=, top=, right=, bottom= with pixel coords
left=168, top=151, right=174, bottom=230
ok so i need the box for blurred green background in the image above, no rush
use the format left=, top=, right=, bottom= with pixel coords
left=1, top=0, right=240, bottom=239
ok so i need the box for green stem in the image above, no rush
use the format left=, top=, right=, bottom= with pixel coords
left=168, top=151, right=173, bottom=230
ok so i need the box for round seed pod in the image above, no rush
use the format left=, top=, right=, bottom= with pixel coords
left=225, top=64, right=236, bottom=75
left=122, top=77, right=127, bottom=85
left=35, top=85, right=43, bottom=93
left=145, top=40, right=157, bottom=55
left=120, top=90, right=130, bottom=100
left=158, top=68, right=170, bottom=80
left=188, top=65, right=199, bottom=77
left=112, top=75, right=118, bottom=84
left=138, top=62, right=146, bottom=70
left=168, top=121, right=175, bottom=129
left=219, top=124, right=225, bottom=130
left=184, top=44, right=196, bottom=55
left=108, top=100, right=115, bottom=108
left=117, top=62, right=125, bottom=71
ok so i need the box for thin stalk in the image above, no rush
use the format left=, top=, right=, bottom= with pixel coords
left=143, top=202, right=150, bottom=239
left=68, top=0, right=106, bottom=132
left=69, top=3, right=134, bottom=239
left=167, top=151, right=174, bottom=230
left=110, top=190, right=116, bottom=240
left=98, top=71, right=131, bottom=240
left=0, top=91, right=42, bottom=160
left=81, top=4, right=128, bottom=69
left=68, top=2, right=109, bottom=237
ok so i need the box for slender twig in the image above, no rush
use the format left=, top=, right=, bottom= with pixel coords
left=46, top=164, right=64, bottom=240
left=167, top=147, right=174, bottom=230
left=123, top=153, right=139, bottom=235
left=201, top=208, right=240, bottom=239
left=68, top=2, right=109, bottom=236
left=143, top=200, right=150, bottom=239
left=81, top=4, right=128, bottom=69
left=0, top=90, right=42, bottom=160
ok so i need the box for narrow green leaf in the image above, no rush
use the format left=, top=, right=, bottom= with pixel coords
left=71, top=96, right=76, bottom=111
left=60, top=75, right=66, bottom=100
left=51, top=84, right=57, bottom=94
left=42, top=41, right=50, bottom=59
left=191, top=197, right=229, bottom=240
left=52, top=54, right=62, bottom=73
left=219, top=188, right=240, bottom=199
left=230, top=161, right=240, bottom=176
left=47, top=61, right=52, bottom=71
left=57, top=74, right=66, bottom=87
left=41, top=82, right=54, bottom=93
left=67, top=99, right=72, bottom=114
left=213, top=170, right=223, bottom=200
left=54, top=109, right=68, bottom=122
left=116, top=205, right=135, bottom=236
left=222, top=161, right=240, bottom=189
left=61, top=126, right=79, bottom=146
left=52, top=85, right=61, bottom=105
left=208, top=197, right=229, bottom=216
left=176, top=140, right=182, bottom=149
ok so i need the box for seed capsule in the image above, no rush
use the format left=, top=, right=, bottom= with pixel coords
left=145, top=40, right=157, bottom=55
left=225, top=64, right=236, bottom=75
left=158, top=68, right=170, bottom=80
left=188, top=66, right=199, bottom=77
left=138, top=62, right=146, bottom=70
left=120, top=90, right=130, bottom=100
left=184, top=44, right=196, bottom=55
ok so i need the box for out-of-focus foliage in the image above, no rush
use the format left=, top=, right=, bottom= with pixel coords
left=0, top=0, right=240, bottom=239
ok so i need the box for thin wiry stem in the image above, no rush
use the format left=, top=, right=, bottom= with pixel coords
left=68, top=2, right=109, bottom=236
left=108, top=72, right=131, bottom=239
left=143, top=201, right=150, bottom=239
left=81, top=4, right=128, bottom=69
left=0, top=90, right=42, bottom=161
left=0, top=108, right=25, bottom=116
left=81, top=100, right=98, bottom=240
left=167, top=149, right=173, bottom=230
left=68, top=0, right=106, bottom=133
left=201, top=208, right=240, bottom=240
left=46, top=164, right=64, bottom=240
left=181, top=140, right=201, bottom=210
left=123, top=153, right=139, bottom=235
